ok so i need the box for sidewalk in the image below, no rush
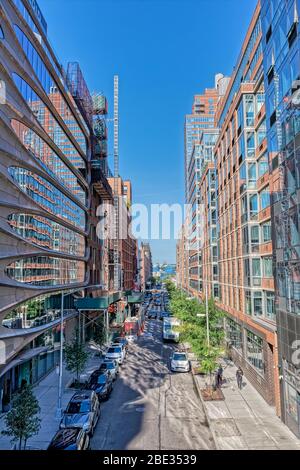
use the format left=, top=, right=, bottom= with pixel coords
left=192, top=358, right=300, bottom=450
left=0, top=352, right=102, bottom=450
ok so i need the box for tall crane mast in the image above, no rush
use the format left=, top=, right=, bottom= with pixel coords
left=113, top=75, right=121, bottom=292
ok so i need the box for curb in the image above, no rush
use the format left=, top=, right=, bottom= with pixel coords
left=191, top=367, right=219, bottom=450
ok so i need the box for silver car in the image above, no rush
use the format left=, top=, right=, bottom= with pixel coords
left=60, top=391, right=100, bottom=436
left=170, top=351, right=190, bottom=373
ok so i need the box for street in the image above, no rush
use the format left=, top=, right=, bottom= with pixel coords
left=91, top=316, right=214, bottom=450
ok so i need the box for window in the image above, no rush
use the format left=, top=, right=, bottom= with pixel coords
left=251, top=225, right=259, bottom=252
left=237, top=101, right=244, bottom=130
left=265, top=292, right=275, bottom=320
left=260, top=188, right=270, bottom=210
left=258, top=153, right=269, bottom=177
left=245, top=290, right=252, bottom=315
left=263, top=257, right=273, bottom=278
left=246, top=132, right=255, bottom=158
left=246, top=330, right=264, bottom=375
left=245, top=95, right=255, bottom=127
left=249, top=194, right=258, bottom=219
left=252, top=258, right=261, bottom=286
left=248, top=163, right=257, bottom=188
left=257, top=120, right=266, bottom=146
left=253, top=291, right=263, bottom=316
left=256, top=92, right=265, bottom=113
left=6, top=256, right=85, bottom=286
left=262, top=222, right=272, bottom=242
left=226, top=318, right=243, bottom=352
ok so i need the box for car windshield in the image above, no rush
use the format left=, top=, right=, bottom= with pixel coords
left=173, top=353, right=187, bottom=361
left=66, top=401, right=91, bottom=414
left=108, top=347, right=121, bottom=353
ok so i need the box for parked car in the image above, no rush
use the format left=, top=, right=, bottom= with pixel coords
left=60, top=391, right=100, bottom=436
left=48, top=428, right=90, bottom=450
left=105, top=345, right=124, bottom=364
left=98, top=361, right=118, bottom=380
left=125, top=334, right=137, bottom=342
left=114, top=337, right=129, bottom=348
left=86, top=370, right=113, bottom=401
left=111, top=339, right=128, bottom=355
left=104, top=357, right=120, bottom=374
left=170, top=351, right=190, bottom=373
left=148, top=310, right=157, bottom=319
left=111, top=342, right=127, bottom=359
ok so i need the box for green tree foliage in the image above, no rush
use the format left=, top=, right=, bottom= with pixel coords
left=166, top=283, right=225, bottom=372
left=64, top=332, right=89, bottom=383
left=2, top=384, right=41, bottom=450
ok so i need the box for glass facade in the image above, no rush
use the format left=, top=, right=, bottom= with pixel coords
left=12, top=73, right=86, bottom=171
left=6, top=256, right=85, bottom=286
left=8, top=213, right=85, bottom=256
left=8, top=166, right=85, bottom=229
left=14, top=25, right=87, bottom=153
left=2, top=293, right=75, bottom=329
left=11, top=120, right=86, bottom=205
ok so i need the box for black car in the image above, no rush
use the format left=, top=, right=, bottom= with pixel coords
left=148, top=310, right=157, bottom=319
left=48, top=428, right=90, bottom=450
left=86, top=370, right=113, bottom=401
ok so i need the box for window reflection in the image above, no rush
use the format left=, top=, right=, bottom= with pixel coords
left=12, top=73, right=86, bottom=171
left=8, top=167, right=85, bottom=229
left=2, top=292, right=76, bottom=330
left=8, top=213, right=85, bottom=256
left=14, top=25, right=87, bottom=153
left=11, top=120, right=86, bottom=205
left=6, top=256, right=85, bottom=286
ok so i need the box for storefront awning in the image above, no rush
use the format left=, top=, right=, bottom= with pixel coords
left=127, top=293, right=143, bottom=304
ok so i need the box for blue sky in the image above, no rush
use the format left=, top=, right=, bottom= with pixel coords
left=39, top=0, right=257, bottom=263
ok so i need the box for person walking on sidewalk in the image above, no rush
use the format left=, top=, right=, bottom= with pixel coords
left=236, top=366, right=243, bottom=390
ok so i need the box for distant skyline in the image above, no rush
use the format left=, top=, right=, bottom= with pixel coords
left=39, top=0, right=257, bottom=263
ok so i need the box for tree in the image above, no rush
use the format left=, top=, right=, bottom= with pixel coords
left=2, top=384, right=41, bottom=450
left=64, top=332, right=89, bottom=385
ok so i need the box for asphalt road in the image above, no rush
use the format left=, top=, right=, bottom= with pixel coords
left=91, top=301, right=214, bottom=450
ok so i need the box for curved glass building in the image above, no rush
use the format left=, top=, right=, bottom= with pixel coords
left=0, top=0, right=92, bottom=410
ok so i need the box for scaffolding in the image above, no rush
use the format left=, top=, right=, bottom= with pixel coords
left=66, top=62, right=93, bottom=127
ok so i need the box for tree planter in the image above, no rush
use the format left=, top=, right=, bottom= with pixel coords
left=201, top=386, right=224, bottom=401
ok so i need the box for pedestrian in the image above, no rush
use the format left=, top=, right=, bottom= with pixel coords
left=236, top=366, right=243, bottom=390
left=217, top=365, right=223, bottom=386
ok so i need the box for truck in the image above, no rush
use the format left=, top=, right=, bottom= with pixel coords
left=162, top=317, right=180, bottom=342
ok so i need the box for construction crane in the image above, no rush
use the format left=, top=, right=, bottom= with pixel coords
left=113, top=75, right=121, bottom=292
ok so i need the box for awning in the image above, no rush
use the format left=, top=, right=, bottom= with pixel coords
left=75, top=297, right=108, bottom=310
left=127, top=293, right=143, bottom=304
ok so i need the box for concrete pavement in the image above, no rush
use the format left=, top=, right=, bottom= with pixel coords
left=192, top=358, right=300, bottom=450
left=91, top=318, right=214, bottom=450
left=0, top=353, right=103, bottom=450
